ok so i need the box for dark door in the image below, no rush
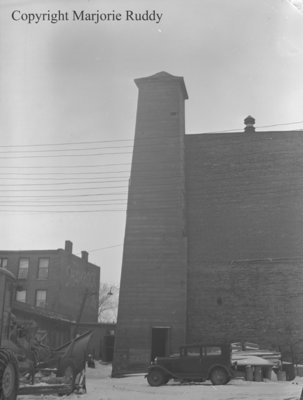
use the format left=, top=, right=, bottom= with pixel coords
left=151, top=327, right=170, bottom=361
left=103, top=335, right=115, bottom=362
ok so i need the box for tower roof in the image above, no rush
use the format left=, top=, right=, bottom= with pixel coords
left=134, top=71, right=188, bottom=100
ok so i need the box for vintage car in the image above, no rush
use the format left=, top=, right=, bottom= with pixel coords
left=146, top=343, right=234, bottom=386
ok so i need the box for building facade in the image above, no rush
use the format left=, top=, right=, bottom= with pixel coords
left=0, top=240, right=100, bottom=346
left=112, top=72, right=303, bottom=375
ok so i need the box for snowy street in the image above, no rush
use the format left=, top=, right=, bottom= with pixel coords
left=18, top=363, right=303, bottom=400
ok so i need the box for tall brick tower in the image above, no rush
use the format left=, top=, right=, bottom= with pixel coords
left=112, top=72, right=188, bottom=375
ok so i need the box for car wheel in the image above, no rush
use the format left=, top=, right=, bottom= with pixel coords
left=147, top=369, right=165, bottom=386
left=0, top=348, right=19, bottom=400
left=210, top=367, right=229, bottom=385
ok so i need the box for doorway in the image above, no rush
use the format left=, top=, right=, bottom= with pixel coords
left=151, top=327, right=170, bottom=361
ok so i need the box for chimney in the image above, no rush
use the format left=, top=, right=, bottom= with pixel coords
left=244, top=115, right=255, bottom=133
left=65, top=240, right=73, bottom=254
left=81, top=251, right=88, bottom=263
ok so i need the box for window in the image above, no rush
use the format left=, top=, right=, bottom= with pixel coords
left=35, top=290, right=47, bottom=308
left=38, top=258, right=49, bottom=280
left=181, top=346, right=201, bottom=357
left=0, top=258, right=8, bottom=268
left=18, top=258, right=29, bottom=279
left=16, top=290, right=26, bottom=303
left=205, top=346, right=222, bottom=356
left=187, top=347, right=201, bottom=356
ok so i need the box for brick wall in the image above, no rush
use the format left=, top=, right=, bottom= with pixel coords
left=57, top=250, right=100, bottom=322
left=185, top=131, right=303, bottom=261
left=187, top=260, right=303, bottom=360
left=185, top=131, right=303, bottom=359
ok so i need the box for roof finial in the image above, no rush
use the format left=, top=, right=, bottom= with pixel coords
left=244, top=115, right=255, bottom=133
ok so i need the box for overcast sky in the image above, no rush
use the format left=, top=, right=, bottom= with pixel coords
left=0, top=0, right=303, bottom=284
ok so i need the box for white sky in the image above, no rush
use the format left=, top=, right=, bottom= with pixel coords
left=0, top=0, right=303, bottom=284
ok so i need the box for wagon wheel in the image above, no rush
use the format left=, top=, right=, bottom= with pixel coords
left=0, top=348, right=19, bottom=400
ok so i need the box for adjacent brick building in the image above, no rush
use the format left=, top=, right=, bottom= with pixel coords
left=0, top=240, right=100, bottom=346
left=112, top=71, right=303, bottom=375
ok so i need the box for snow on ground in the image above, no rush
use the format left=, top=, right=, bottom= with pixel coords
left=18, top=363, right=303, bottom=400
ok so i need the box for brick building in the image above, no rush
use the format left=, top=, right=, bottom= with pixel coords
left=0, top=240, right=100, bottom=346
left=112, top=71, right=303, bottom=375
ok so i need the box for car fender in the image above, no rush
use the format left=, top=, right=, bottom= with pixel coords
left=146, top=364, right=175, bottom=379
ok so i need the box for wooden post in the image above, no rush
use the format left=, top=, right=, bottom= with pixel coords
left=254, top=366, right=262, bottom=382
left=245, top=365, right=253, bottom=381
left=264, top=366, right=272, bottom=380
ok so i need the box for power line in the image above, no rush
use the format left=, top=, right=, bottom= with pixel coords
left=196, top=121, right=303, bottom=135
left=0, top=145, right=134, bottom=154
left=2, top=181, right=303, bottom=212
left=0, top=204, right=183, bottom=213
left=0, top=178, right=183, bottom=190
left=0, top=209, right=127, bottom=213
left=0, top=185, right=129, bottom=192
left=0, top=138, right=133, bottom=148
left=0, top=203, right=127, bottom=207
left=0, top=158, right=195, bottom=170
left=0, top=163, right=131, bottom=169
left=0, top=151, right=133, bottom=159
left=88, top=244, right=123, bottom=253
left=0, top=197, right=127, bottom=206
left=0, top=141, right=178, bottom=154
left=0, top=143, right=179, bottom=159
left=1, top=120, right=303, bottom=148
left=0, top=199, right=127, bottom=204
left=0, top=173, right=180, bottom=183
left=0, top=204, right=191, bottom=213
left=255, top=121, right=303, bottom=129
left=0, top=174, right=182, bottom=184
left=0, top=165, right=173, bottom=173
left=0, top=182, right=183, bottom=193
left=2, top=184, right=302, bottom=200
left=0, top=179, right=129, bottom=186
left=0, top=192, right=128, bottom=198
left=1, top=133, right=303, bottom=165
left=0, top=169, right=131, bottom=176
left=0, top=134, right=183, bottom=149
left=0, top=176, right=129, bottom=181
